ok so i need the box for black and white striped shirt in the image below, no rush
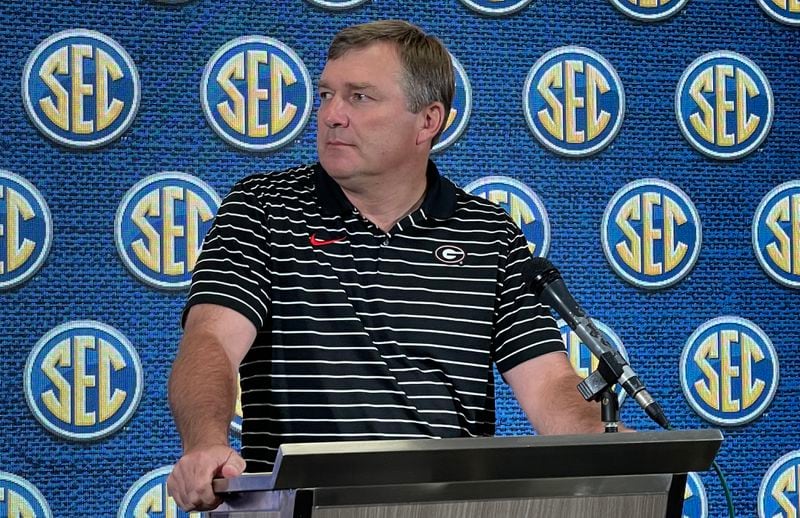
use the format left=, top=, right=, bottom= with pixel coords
left=184, top=161, right=564, bottom=472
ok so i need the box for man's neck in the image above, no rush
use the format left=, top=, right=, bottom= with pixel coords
left=338, top=163, right=429, bottom=233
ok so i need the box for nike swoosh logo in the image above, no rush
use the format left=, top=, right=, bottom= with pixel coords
left=309, top=233, right=345, bottom=246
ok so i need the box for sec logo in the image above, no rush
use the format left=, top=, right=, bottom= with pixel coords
left=0, top=472, right=52, bottom=518
left=118, top=466, right=202, bottom=518
left=0, top=170, right=52, bottom=290
left=524, top=46, right=625, bottom=157
left=305, top=0, right=370, bottom=9
left=602, top=179, right=701, bottom=290
left=558, top=318, right=629, bottom=406
left=24, top=321, right=143, bottom=441
left=463, top=176, right=550, bottom=257
left=432, top=53, right=472, bottom=154
left=458, top=0, right=533, bottom=16
left=759, top=450, right=800, bottom=517
left=202, top=36, right=312, bottom=151
left=22, top=29, right=140, bottom=148
left=609, top=0, right=690, bottom=22
left=676, top=51, right=773, bottom=160
left=757, top=0, right=800, bottom=26
left=680, top=317, right=779, bottom=426
left=752, top=180, right=800, bottom=289
left=682, top=472, right=708, bottom=518
left=115, top=172, right=220, bottom=290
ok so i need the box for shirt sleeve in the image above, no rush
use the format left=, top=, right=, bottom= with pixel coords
left=492, top=218, right=565, bottom=374
left=182, top=178, right=271, bottom=330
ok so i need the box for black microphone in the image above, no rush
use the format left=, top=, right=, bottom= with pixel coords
left=527, top=257, right=670, bottom=429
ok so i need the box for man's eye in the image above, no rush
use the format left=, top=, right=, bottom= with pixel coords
left=353, top=93, right=369, bottom=101
left=319, top=91, right=332, bottom=100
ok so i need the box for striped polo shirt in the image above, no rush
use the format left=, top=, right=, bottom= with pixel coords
left=184, top=161, right=564, bottom=472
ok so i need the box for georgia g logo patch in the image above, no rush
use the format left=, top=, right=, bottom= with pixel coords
left=23, top=29, right=140, bottom=148
left=524, top=46, right=625, bottom=157
left=680, top=316, right=779, bottom=427
left=676, top=51, right=773, bottom=160
left=202, top=36, right=312, bottom=151
left=602, top=179, right=701, bottom=290
left=752, top=180, right=800, bottom=289
left=463, top=176, right=550, bottom=257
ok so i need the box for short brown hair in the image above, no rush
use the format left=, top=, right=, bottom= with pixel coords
left=328, top=20, right=455, bottom=145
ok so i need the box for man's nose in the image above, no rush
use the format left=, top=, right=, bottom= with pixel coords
left=321, top=96, right=349, bottom=128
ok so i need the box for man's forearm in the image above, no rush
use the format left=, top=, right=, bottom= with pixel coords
left=168, top=334, right=238, bottom=451
left=532, top=371, right=605, bottom=435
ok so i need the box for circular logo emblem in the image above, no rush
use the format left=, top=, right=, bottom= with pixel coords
left=432, top=53, right=472, bottom=154
left=202, top=36, right=312, bottom=152
left=759, top=450, right=800, bottom=517
left=23, top=29, right=140, bottom=148
left=602, top=179, right=702, bottom=290
left=558, top=318, right=629, bottom=406
left=683, top=472, right=709, bottom=518
left=115, top=172, right=220, bottom=290
left=680, top=317, right=779, bottom=426
left=435, top=245, right=467, bottom=264
left=305, top=0, right=370, bottom=9
left=463, top=176, right=550, bottom=257
left=756, top=0, right=800, bottom=26
left=24, top=321, right=144, bottom=441
left=752, top=180, right=800, bottom=289
left=118, top=466, right=202, bottom=518
left=676, top=51, right=773, bottom=160
left=524, top=46, right=625, bottom=157
left=0, top=171, right=52, bottom=290
left=0, top=472, right=53, bottom=518
left=458, top=0, right=534, bottom=16
left=608, top=0, right=690, bottom=21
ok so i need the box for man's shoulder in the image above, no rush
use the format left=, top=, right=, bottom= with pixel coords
left=451, top=184, right=514, bottom=221
left=231, top=163, right=317, bottom=196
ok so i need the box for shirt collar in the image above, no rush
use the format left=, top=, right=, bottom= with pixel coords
left=313, top=160, right=457, bottom=219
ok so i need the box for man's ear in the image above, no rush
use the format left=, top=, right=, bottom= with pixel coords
left=416, top=102, right=446, bottom=146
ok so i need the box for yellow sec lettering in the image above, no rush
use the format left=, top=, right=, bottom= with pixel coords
left=161, top=186, right=185, bottom=276
left=98, top=337, right=126, bottom=422
left=770, top=464, right=798, bottom=517
left=564, top=60, right=585, bottom=144
left=41, top=338, right=72, bottom=424
left=693, top=333, right=720, bottom=410
left=764, top=195, right=800, bottom=275
left=131, top=190, right=162, bottom=273
left=70, top=44, right=94, bottom=135
left=642, top=192, right=663, bottom=276
left=584, top=63, right=610, bottom=141
left=663, top=195, right=688, bottom=273
left=247, top=50, right=269, bottom=138
left=537, top=63, right=564, bottom=141
left=38, top=47, right=70, bottom=131
left=6, top=489, right=36, bottom=518
left=444, top=108, right=458, bottom=133
left=688, top=68, right=714, bottom=144
left=133, top=484, right=162, bottom=517
left=735, top=69, right=759, bottom=144
left=95, top=48, right=124, bottom=131
left=217, top=53, right=246, bottom=135
left=713, top=65, right=735, bottom=147
left=770, top=0, right=800, bottom=12
left=719, top=330, right=740, bottom=413
left=270, top=53, right=298, bottom=136
left=794, top=194, right=800, bottom=275
left=740, top=332, right=765, bottom=409
left=615, top=195, right=642, bottom=272
left=186, top=189, right=214, bottom=272
left=566, top=330, right=589, bottom=378
left=73, top=335, right=97, bottom=426
left=3, top=187, right=36, bottom=275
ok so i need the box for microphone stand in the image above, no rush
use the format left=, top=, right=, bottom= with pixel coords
left=575, top=349, right=631, bottom=433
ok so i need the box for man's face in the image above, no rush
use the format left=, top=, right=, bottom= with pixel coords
left=316, top=42, right=425, bottom=181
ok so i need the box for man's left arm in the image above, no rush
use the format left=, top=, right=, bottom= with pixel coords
left=504, top=351, right=607, bottom=435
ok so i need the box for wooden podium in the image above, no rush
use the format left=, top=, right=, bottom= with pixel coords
left=209, top=429, right=722, bottom=518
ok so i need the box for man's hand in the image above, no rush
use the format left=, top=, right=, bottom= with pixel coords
left=167, top=444, right=246, bottom=512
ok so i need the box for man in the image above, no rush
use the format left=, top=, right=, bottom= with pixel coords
left=167, top=20, right=610, bottom=512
